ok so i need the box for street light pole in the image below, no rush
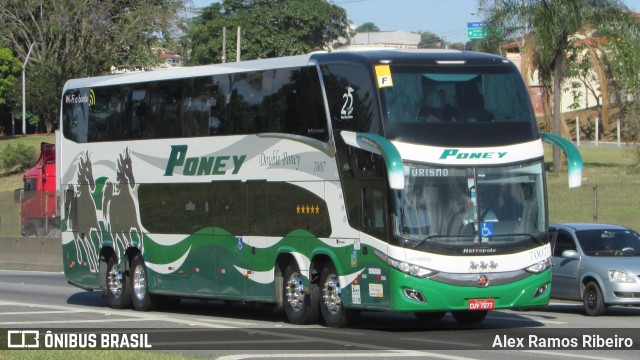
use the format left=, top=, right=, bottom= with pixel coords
left=22, top=42, right=38, bottom=136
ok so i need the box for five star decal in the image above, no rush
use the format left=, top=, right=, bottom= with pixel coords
left=296, top=204, right=321, bottom=214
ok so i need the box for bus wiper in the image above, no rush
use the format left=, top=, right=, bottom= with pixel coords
left=410, top=235, right=475, bottom=249
left=411, top=235, right=438, bottom=249
left=489, top=233, right=538, bottom=243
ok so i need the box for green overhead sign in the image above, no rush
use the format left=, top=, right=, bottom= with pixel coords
left=467, top=28, right=484, bottom=39
left=467, top=21, right=484, bottom=39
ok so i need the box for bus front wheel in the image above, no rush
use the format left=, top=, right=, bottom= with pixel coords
left=283, top=264, right=319, bottom=325
left=106, top=257, right=131, bottom=309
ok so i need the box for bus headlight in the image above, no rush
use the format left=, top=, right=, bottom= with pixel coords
left=609, top=270, right=637, bottom=283
left=525, top=258, right=551, bottom=274
left=375, top=250, right=436, bottom=278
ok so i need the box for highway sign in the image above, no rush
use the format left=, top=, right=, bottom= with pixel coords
left=468, top=28, right=484, bottom=39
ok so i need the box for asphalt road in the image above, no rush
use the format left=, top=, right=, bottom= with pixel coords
left=1, top=269, right=639, bottom=359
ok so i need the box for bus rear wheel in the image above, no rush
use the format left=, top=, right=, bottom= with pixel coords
left=106, top=257, right=131, bottom=309
left=451, top=310, right=488, bottom=323
left=319, top=263, right=359, bottom=328
left=283, top=264, right=319, bottom=325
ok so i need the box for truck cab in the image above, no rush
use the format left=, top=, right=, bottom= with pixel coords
left=17, top=142, right=58, bottom=236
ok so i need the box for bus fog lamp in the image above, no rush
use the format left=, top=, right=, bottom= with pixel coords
left=403, top=288, right=426, bottom=303
left=534, top=284, right=548, bottom=298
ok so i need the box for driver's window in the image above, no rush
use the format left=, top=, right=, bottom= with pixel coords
left=553, top=231, right=576, bottom=257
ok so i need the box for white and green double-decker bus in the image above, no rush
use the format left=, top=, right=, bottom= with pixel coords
left=60, top=49, right=582, bottom=327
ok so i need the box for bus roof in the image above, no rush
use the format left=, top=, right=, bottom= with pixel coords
left=62, top=49, right=511, bottom=90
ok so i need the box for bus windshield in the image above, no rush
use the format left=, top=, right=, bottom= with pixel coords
left=394, top=160, right=546, bottom=248
left=380, top=65, right=537, bottom=146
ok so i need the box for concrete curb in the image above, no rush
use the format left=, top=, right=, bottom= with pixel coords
left=0, top=236, right=62, bottom=272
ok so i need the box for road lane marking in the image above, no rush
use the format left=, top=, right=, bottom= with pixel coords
left=487, top=314, right=567, bottom=325
left=0, top=318, right=167, bottom=325
left=216, top=351, right=481, bottom=360
left=524, top=350, right=620, bottom=360
left=0, top=310, right=91, bottom=315
left=0, top=300, right=235, bottom=328
left=402, top=337, right=482, bottom=348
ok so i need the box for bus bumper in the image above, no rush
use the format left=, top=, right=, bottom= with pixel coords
left=388, top=268, right=551, bottom=312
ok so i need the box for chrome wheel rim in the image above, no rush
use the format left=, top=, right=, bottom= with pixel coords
left=133, top=265, right=146, bottom=301
left=323, top=274, right=341, bottom=315
left=285, top=273, right=305, bottom=312
left=107, top=266, right=122, bottom=297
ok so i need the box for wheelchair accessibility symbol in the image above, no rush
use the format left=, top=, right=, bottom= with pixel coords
left=480, top=222, right=494, bottom=237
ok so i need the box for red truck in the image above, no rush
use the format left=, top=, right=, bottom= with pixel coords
left=15, top=142, right=59, bottom=236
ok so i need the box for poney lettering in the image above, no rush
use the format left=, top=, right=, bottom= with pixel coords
left=164, top=145, right=246, bottom=176
left=439, top=149, right=507, bottom=160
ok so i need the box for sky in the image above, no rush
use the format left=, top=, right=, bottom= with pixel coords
left=192, top=0, right=640, bottom=44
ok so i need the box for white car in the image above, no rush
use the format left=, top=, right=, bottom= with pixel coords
left=549, top=223, right=640, bottom=316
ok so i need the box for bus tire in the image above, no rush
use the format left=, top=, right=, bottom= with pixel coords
left=283, top=264, right=319, bottom=325
left=451, top=310, right=488, bottom=323
left=320, top=262, right=358, bottom=328
left=130, top=254, right=155, bottom=311
left=106, top=256, right=131, bottom=309
left=583, top=281, right=606, bottom=316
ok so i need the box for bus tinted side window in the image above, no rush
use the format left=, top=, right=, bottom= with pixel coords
left=63, top=89, right=90, bottom=143
left=63, top=66, right=329, bottom=143
left=226, top=71, right=266, bottom=135
left=270, top=67, right=329, bottom=142
left=321, top=63, right=380, bottom=134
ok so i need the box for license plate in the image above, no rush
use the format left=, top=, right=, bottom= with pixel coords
left=468, top=298, right=495, bottom=310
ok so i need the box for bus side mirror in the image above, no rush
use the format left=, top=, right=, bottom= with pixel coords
left=14, top=188, right=22, bottom=204
left=540, top=132, right=583, bottom=188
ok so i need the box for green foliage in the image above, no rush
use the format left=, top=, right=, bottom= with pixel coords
left=355, top=22, right=380, bottom=32
left=0, top=47, right=22, bottom=105
left=185, top=0, right=349, bottom=64
left=544, top=144, right=640, bottom=229
left=0, top=0, right=185, bottom=132
left=0, top=143, right=37, bottom=172
left=479, top=0, right=640, bottom=173
left=417, top=32, right=446, bottom=49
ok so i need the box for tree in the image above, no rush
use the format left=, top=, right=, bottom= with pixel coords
left=0, top=0, right=184, bottom=133
left=480, top=0, right=640, bottom=173
left=185, top=0, right=349, bottom=65
left=417, top=31, right=446, bottom=49
left=0, top=47, right=21, bottom=105
left=355, top=22, right=380, bottom=33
